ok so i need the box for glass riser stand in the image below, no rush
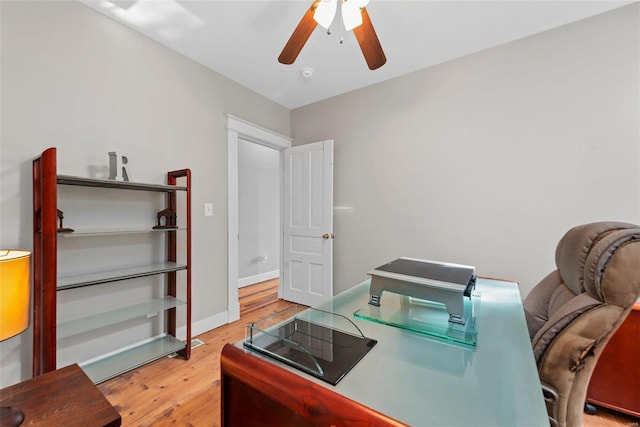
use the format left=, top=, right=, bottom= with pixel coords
left=80, top=334, right=186, bottom=384
left=354, top=292, right=479, bottom=347
left=58, top=296, right=186, bottom=339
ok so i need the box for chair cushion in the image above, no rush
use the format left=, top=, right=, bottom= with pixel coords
left=583, top=229, right=640, bottom=306
left=555, top=222, right=637, bottom=296
left=523, top=270, right=564, bottom=339
left=531, top=292, right=601, bottom=364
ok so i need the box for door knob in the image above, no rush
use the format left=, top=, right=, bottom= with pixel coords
left=322, top=233, right=335, bottom=239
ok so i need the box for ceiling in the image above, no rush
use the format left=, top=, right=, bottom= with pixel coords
left=79, top=0, right=633, bottom=109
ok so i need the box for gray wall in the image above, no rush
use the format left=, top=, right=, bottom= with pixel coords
left=238, top=138, right=280, bottom=284
left=0, top=0, right=289, bottom=386
left=292, top=4, right=640, bottom=296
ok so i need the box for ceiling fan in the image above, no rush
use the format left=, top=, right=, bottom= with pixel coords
left=278, top=0, right=386, bottom=71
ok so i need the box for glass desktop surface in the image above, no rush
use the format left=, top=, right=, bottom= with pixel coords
left=241, top=278, right=548, bottom=426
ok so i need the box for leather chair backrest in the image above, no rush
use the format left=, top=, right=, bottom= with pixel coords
left=523, top=221, right=640, bottom=427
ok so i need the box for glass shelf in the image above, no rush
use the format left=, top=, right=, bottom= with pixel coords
left=57, top=262, right=187, bottom=290
left=354, top=291, right=480, bottom=347
left=57, top=175, right=187, bottom=192
left=81, top=334, right=186, bottom=384
left=58, top=227, right=186, bottom=237
left=58, top=296, right=186, bottom=339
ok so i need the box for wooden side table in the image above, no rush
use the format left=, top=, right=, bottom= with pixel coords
left=0, top=364, right=120, bottom=426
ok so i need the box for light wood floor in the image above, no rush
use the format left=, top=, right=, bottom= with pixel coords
left=584, top=407, right=639, bottom=427
left=97, top=279, right=637, bottom=426
left=97, top=279, right=299, bottom=426
left=238, top=278, right=281, bottom=314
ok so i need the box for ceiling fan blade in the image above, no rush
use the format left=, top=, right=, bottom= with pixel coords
left=352, top=7, right=386, bottom=70
left=278, top=1, right=320, bottom=65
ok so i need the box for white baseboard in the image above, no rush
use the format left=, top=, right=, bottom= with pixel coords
left=177, top=310, right=229, bottom=339
left=238, top=270, right=279, bottom=288
left=176, top=271, right=276, bottom=340
left=228, top=302, right=240, bottom=323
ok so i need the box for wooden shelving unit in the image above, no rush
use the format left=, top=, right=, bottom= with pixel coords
left=32, top=147, right=191, bottom=383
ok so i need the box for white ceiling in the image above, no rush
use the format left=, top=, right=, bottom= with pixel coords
left=79, top=0, right=633, bottom=109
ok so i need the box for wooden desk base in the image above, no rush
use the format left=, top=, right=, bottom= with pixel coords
left=0, top=364, right=120, bottom=426
left=220, top=343, right=407, bottom=427
left=587, top=303, right=640, bottom=417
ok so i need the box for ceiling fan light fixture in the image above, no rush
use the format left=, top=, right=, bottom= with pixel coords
left=350, top=0, right=370, bottom=8
left=279, top=0, right=385, bottom=70
left=313, top=0, right=337, bottom=29
left=341, top=1, right=363, bottom=31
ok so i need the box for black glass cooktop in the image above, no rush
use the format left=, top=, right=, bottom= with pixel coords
left=244, top=318, right=377, bottom=386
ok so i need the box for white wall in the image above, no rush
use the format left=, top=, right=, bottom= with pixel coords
left=0, top=0, right=289, bottom=386
left=292, top=4, right=640, bottom=296
left=238, top=138, right=280, bottom=285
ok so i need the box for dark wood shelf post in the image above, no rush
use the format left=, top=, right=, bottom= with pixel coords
left=167, top=168, right=191, bottom=360
left=32, top=147, right=58, bottom=376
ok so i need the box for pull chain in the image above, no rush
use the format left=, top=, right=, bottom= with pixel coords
left=339, top=0, right=344, bottom=44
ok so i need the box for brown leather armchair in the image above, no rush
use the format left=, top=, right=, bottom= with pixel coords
left=523, top=222, right=640, bottom=427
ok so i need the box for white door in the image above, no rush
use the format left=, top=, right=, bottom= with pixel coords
left=282, top=140, right=334, bottom=307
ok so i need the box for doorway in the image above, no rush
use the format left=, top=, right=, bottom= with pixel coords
left=227, top=115, right=291, bottom=323
left=237, top=137, right=280, bottom=289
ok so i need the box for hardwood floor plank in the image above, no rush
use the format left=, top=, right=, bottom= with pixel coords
left=583, top=406, right=639, bottom=426
left=239, top=279, right=280, bottom=315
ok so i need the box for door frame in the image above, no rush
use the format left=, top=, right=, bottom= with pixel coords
left=227, top=115, right=292, bottom=323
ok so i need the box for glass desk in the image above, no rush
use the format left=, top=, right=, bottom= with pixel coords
left=224, top=278, right=548, bottom=426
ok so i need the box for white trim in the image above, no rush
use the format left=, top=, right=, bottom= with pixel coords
left=278, top=149, right=285, bottom=301
left=177, top=311, right=229, bottom=338
left=228, top=128, right=240, bottom=323
left=227, top=114, right=291, bottom=324
left=238, top=270, right=280, bottom=288
left=227, top=114, right=292, bottom=149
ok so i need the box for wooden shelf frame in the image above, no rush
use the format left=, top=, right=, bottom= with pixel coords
left=32, top=147, right=192, bottom=378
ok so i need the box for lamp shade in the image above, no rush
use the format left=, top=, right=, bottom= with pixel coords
left=0, top=250, right=31, bottom=341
